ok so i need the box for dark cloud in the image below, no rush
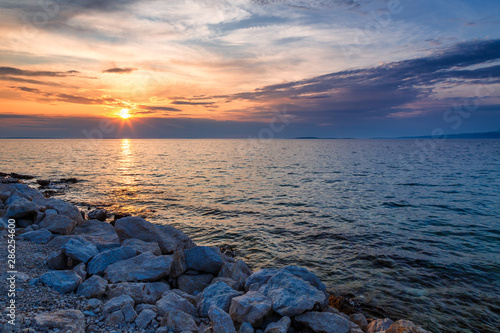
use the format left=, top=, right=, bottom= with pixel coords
left=137, top=105, right=181, bottom=113
left=0, top=67, right=80, bottom=77
left=171, top=100, right=215, bottom=105
left=102, top=67, right=137, bottom=74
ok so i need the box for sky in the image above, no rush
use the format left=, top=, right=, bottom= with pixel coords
left=0, top=0, right=499, bottom=138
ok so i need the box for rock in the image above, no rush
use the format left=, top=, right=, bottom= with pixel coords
left=47, top=235, right=81, bottom=249
left=73, top=219, right=121, bottom=251
left=77, top=275, right=108, bottom=298
left=19, top=228, right=53, bottom=244
left=263, top=316, right=291, bottom=333
left=161, top=309, right=198, bottom=332
left=105, top=309, right=125, bottom=326
left=122, top=238, right=162, bottom=256
left=39, top=270, right=82, bottom=293
left=219, top=260, right=252, bottom=290
left=39, top=214, right=77, bottom=235
left=114, top=216, right=195, bottom=254
left=62, top=237, right=99, bottom=263
left=366, top=318, right=394, bottom=333
left=34, top=310, right=85, bottom=333
left=184, top=246, right=223, bottom=274
left=104, top=251, right=173, bottom=283
left=229, top=291, right=272, bottom=326
left=280, top=266, right=327, bottom=294
left=244, top=269, right=278, bottom=291
left=170, top=250, right=187, bottom=278
left=350, top=313, right=368, bottom=331
left=258, top=270, right=326, bottom=316
left=107, top=282, right=170, bottom=304
left=349, top=321, right=364, bottom=333
left=136, top=303, right=156, bottom=313
left=16, top=218, right=35, bottom=228
left=122, top=303, right=137, bottom=323
left=45, top=198, right=84, bottom=224
left=135, top=309, right=156, bottom=329
left=46, top=251, right=68, bottom=270
left=295, top=311, right=350, bottom=333
left=212, top=277, right=238, bottom=290
left=386, top=319, right=432, bottom=333
left=103, top=295, right=135, bottom=315
left=45, top=208, right=58, bottom=216
left=73, top=262, right=87, bottom=281
left=240, top=322, right=255, bottom=333
left=5, top=195, right=37, bottom=219
left=0, top=271, right=30, bottom=283
left=209, top=306, right=237, bottom=333
left=169, top=289, right=198, bottom=305
left=156, top=291, right=197, bottom=317
left=177, top=273, right=214, bottom=295
left=87, top=246, right=136, bottom=275
left=197, top=281, right=243, bottom=317
left=88, top=209, right=107, bottom=221
left=87, top=298, right=103, bottom=309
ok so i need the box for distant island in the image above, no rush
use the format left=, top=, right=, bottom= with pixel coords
left=293, top=130, right=500, bottom=140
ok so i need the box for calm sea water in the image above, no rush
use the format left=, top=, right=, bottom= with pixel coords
left=1, top=139, right=499, bottom=332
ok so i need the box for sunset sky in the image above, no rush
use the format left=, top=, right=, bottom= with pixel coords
left=1, top=0, right=499, bottom=138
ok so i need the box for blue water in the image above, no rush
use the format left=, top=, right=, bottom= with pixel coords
left=1, top=139, right=499, bottom=332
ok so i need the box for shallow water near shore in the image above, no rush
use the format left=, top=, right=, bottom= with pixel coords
left=1, top=138, right=499, bottom=332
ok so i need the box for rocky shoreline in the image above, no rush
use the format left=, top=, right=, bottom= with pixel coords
left=0, top=177, right=432, bottom=333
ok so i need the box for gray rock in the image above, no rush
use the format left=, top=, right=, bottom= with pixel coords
left=280, top=266, right=327, bottom=294
left=156, top=291, right=196, bottom=317
left=177, top=273, right=214, bottom=295
left=121, top=303, right=137, bottom=323
left=197, top=281, right=243, bottom=317
left=34, top=309, right=85, bottom=333
left=39, top=270, right=82, bottom=294
left=46, top=235, right=81, bottom=249
left=184, top=246, right=223, bottom=274
left=295, top=311, right=350, bottom=333
left=366, top=318, right=394, bottom=333
left=19, top=228, right=53, bottom=244
left=263, top=316, right=291, bottom=333
left=46, top=251, right=68, bottom=270
left=45, top=198, right=84, bottom=224
left=88, top=209, right=107, bottom=221
left=135, top=303, right=156, bottom=313
left=170, top=250, right=186, bottom=278
left=73, top=262, right=87, bottom=281
left=5, top=195, right=37, bottom=219
left=122, top=238, right=162, bottom=256
left=62, top=237, right=99, bottom=263
left=386, top=319, right=432, bottom=333
left=229, top=291, right=272, bottom=326
left=114, top=216, right=195, bottom=254
left=168, top=289, right=198, bottom=305
left=45, top=208, right=58, bottom=216
left=73, top=219, right=121, bottom=251
left=161, top=309, right=198, bottom=332
left=135, top=309, right=156, bottom=329
left=218, top=260, right=252, bottom=290
left=209, top=306, right=237, bottom=333
left=258, top=270, right=326, bottom=316
left=103, top=295, right=135, bottom=315
left=104, top=252, right=173, bottom=283
left=349, top=313, right=368, bottom=331
left=77, top=275, right=108, bottom=298
left=240, top=322, right=255, bottom=333
left=107, top=282, right=170, bottom=304
left=212, top=277, right=238, bottom=289
left=87, top=298, right=103, bottom=309
left=349, top=321, right=364, bottom=333
left=87, top=246, right=137, bottom=275
left=244, top=269, right=278, bottom=291
left=39, top=214, right=77, bottom=235
left=105, top=309, right=125, bottom=326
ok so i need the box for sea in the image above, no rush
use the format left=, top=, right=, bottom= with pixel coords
left=1, top=139, right=499, bottom=332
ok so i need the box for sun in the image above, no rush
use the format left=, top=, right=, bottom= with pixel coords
left=119, top=108, right=131, bottom=119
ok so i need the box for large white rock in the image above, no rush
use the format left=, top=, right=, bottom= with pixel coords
left=104, top=252, right=173, bottom=283
left=229, top=291, right=272, bottom=326
left=294, top=311, right=350, bottom=333
left=34, top=310, right=85, bottom=333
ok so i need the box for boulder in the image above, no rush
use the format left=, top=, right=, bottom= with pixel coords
left=34, top=310, right=85, bottom=333
left=107, top=282, right=170, bottom=304
left=135, top=308, right=156, bottom=329
left=184, top=246, right=224, bottom=274
left=177, top=273, right=214, bottom=295
left=73, top=219, right=121, bottom=251
left=212, top=277, right=238, bottom=290
left=135, top=303, right=156, bottom=313
left=366, top=318, right=394, bottom=333
left=209, top=306, right=237, bottom=333
left=88, top=209, right=107, bottom=221
left=114, top=216, right=195, bottom=254
left=240, top=322, right=254, bottom=333
left=73, top=262, right=87, bottom=281
left=169, top=250, right=186, bottom=277
left=5, top=196, right=36, bottom=219
left=280, top=266, right=327, bottom=294
left=121, top=303, right=137, bottom=323
left=103, top=295, right=135, bottom=315
left=87, top=246, right=136, bottom=275
left=156, top=291, right=197, bottom=317
left=350, top=313, right=368, bottom=331
left=39, top=214, right=77, bottom=235
left=295, top=311, right=350, bottom=333
left=46, top=251, right=68, bottom=270
left=229, top=291, right=272, bottom=326
left=161, top=309, right=198, bottom=332
left=104, top=252, right=173, bottom=283
left=19, top=228, right=53, bottom=244
left=39, top=271, right=82, bottom=294
left=219, top=260, right=252, bottom=290
left=386, top=319, right=432, bottom=333
left=264, top=316, right=291, bottom=333
left=122, top=238, right=162, bottom=256
left=258, top=270, right=326, bottom=316
left=105, top=310, right=124, bottom=326
left=244, top=269, right=278, bottom=291
left=61, top=237, right=99, bottom=263
left=45, top=198, right=84, bottom=224
left=197, top=281, right=243, bottom=317
left=77, top=275, right=108, bottom=298
left=47, top=235, right=81, bottom=249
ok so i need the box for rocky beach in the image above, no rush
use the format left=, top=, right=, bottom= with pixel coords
left=0, top=175, right=432, bottom=333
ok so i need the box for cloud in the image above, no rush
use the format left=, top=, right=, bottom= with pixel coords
left=171, top=100, right=215, bottom=105
left=0, top=67, right=80, bottom=77
left=102, top=67, right=137, bottom=74
left=135, top=105, right=182, bottom=114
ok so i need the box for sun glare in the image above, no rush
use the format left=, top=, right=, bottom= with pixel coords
left=120, top=108, right=131, bottom=119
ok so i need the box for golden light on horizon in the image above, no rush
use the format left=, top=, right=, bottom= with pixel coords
left=120, top=108, right=131, bottom=119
